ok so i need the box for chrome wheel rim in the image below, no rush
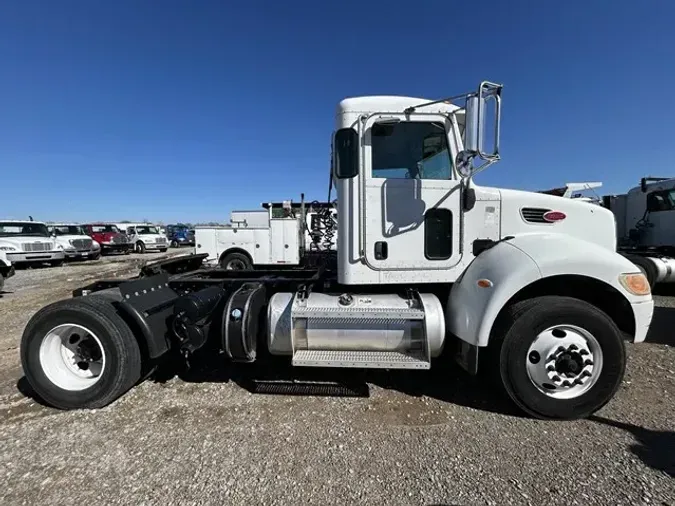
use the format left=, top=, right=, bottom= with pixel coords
left=526, top=324, right=603, bottom=399
left=225, top=259, right=246, bottom=270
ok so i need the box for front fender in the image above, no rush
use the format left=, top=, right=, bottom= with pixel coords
left=447, top=233, right=651, bottom=347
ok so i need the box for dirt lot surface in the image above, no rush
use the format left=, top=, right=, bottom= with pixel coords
left=0, top=254, right=673, bottom=505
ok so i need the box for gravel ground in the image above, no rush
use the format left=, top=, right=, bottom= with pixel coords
left=0, top=256, right=673, bottom=506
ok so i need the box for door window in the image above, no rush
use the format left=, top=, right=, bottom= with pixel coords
left=371, top=121, right=452, bottom=180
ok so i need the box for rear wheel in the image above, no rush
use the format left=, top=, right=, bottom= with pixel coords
left=135, top=241, right=146, bottom=254
left=21, top=296, right=142, bottom=410
left=492, top=296, right=626, bottom=420
left=220, top=251, right=252, bottom=270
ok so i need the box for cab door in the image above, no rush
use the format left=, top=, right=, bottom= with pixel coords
left=362, top=114, right=463, bottom=273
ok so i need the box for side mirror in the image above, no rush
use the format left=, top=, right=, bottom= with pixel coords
left=334, top=128, right=358, bottom=179
left=457, top=81, right=503, bottom=178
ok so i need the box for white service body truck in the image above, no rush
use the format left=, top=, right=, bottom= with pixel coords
left=196, top=201, right=337, bottom=269
left=0, top=220, right=65, bottom=267
left=115, top=223, right=169, bottom=254
left=19, top=82, right=654, bottom=421
left=49, top=224, right=102, bottom=261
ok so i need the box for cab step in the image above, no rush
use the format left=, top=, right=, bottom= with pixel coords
left=292, top=350, right=430, bottom=369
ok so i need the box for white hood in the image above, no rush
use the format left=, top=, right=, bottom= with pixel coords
left=499, top=188, right=617, bottom=251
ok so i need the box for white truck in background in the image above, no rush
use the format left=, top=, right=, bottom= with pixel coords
left=0, top=220, right=65, bottom=267
left=196, top=198, right=337, bottom=269
left=49, top=224, right=102, bottom=261
left=115, top=223, right=169, bottom=254
left=602, top=177, right=675, bottom=287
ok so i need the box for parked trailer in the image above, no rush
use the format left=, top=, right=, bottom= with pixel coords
left=20, top=82, right=653, bottom=420
left=196, top=199, right=337, bottom=269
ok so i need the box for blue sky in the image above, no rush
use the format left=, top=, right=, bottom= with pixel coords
left=1, top=0, right=674, bottom=223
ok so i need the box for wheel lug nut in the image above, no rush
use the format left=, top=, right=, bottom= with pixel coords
left=547, top=365, right=555, bottom=372
left=579, top=350, right=589, bottom=356
left=584, top=360, right=593, bottom=366
left=574, top=378, right=584, bottom=385
left=582, top=370, right=592, bottom=377
left=552, top=375, right=561, bottom=382
left=569, top=344, right=578, bottom=351
left=557, top=346, right=565, bottom=353
left=562, top=380, right=571, bottom=387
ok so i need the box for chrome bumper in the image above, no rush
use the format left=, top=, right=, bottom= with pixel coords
left=7, top=251, right=66, bottom=263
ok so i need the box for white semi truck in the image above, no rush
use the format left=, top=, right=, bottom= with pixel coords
left=114, top=223, right=169, bottom=254
left=19, top=82, right=654, bottom=420
left=602, top=177, right=675, bottom=287
left=196, top=199, right=337, bottom=269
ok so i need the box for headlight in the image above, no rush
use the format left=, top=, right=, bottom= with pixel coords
left=92, top=241, right=101, bottom=249
left=619, top=273, right=651, bottom=296
left=0, top=246, right=17, bottom=251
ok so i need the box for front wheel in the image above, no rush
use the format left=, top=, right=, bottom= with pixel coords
left=21, top=296, right=142, bottom=410
left=50, top=259, right=64, bottom=267
left=493, top=296, right=626, bottom=420
left=170, top=240, right=179, bottom=248
left=159, top=248, right=168, bottom=253
left=135, top=241, right=146, bottom=254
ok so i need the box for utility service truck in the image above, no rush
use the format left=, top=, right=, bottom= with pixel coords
left=20, top=82, right=654, bottom=420
left=196, top=199, right=337, bottom=270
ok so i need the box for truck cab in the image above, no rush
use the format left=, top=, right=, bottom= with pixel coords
left=166, top=224, right=195, bottom=248
left=0, top=220, right=65, bottom=267
left=116, top=223, right=168, bottom=254
left=81, top=223, right=132, bottom=255
left=49, top=224, right=101, bottom=260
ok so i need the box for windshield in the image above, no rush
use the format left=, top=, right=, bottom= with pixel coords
left=0, top=222, right=50, bottom=237
left=53, top=225, right=85, bottom=236
left=136, top=226, right=159, bottom=234
left=371, top=121, right=452, bottom=180
left=91, top=225, right=120, bottom=233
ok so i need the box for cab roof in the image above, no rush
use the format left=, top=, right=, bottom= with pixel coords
left=0, top=219, right=46, bottom=225
left=337, top=96, right=462, bottom=115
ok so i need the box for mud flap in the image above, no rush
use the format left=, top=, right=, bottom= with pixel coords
left=223, top=283, right=266, bottom=362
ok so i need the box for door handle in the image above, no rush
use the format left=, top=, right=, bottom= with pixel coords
left=374, top=241, right=388, bottom=260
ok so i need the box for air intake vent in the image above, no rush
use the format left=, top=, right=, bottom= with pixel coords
left=521, top=207, right=552, bottom=224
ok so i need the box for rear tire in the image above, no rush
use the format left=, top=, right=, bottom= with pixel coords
left=625, top=254, right=657, bottom=289
left=21, top=296, right=142, bottom=410
left=492, top=296, right=626, bottom=420
left=219, top=251, right=252, bottom=270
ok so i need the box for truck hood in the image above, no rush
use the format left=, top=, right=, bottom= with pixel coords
left=499, top=188, right=616, bottom=251
left=53, top=235, right=96, bottom=246
left=0, top=237, right=56, bottom=251
left=137, top=233, right=165, bottom=241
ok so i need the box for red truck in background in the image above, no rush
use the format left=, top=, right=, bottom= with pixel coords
left=81, top=223, right=132, bottom=255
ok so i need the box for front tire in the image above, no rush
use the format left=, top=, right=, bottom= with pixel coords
left=493, top=296, right=626, bottom=420
left=171, top=240, right=179, bottom=248
left=159, top=248, right=168, bottom=253
left=135, top=241, right=146, bottom=254
left=625, top=254, right=657, bottom=289
left=21, top=296, right=142, bottom=410
left=50, top=259, right=64, bottom=267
